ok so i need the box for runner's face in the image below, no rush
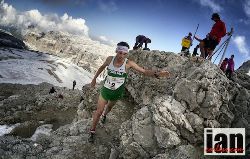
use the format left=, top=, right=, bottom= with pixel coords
left=116, top=51, right=127, bottom=60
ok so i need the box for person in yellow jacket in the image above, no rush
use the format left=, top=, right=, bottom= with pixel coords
left=181, top=32, right=193, bottom=56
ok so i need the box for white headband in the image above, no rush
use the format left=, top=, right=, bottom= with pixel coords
left=116, top=46, right=129, bottom=53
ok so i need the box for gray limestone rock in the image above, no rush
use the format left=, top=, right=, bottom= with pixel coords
left=1, top=50, right=250, bottom=159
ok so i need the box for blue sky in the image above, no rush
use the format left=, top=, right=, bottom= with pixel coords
left=1, top=0, right=250, bottom=69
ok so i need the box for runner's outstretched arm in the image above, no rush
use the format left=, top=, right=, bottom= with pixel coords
left=194, top=36, right=202, bottom=42
left=127, top=60, right=170, bottom=77
left=91, top=56, right=112, bottom=87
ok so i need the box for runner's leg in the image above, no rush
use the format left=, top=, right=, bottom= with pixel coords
left=199, top=41, right=206, bottom=58
left=206, top=49, right=214, bottom=60
left=90, top=95, right=108, bottom=131
left=103, top=100, right=117, bottom=116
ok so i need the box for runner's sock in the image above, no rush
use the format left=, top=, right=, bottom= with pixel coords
left=88, top=129, right=95, bottom=143
left=101, top=115, right=106, bottom=124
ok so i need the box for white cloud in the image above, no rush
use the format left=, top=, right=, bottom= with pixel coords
left=244, top=0, right=250, bottom=17
left=233, top=35, right=250, bottom=58
left=98, top=0, right=117, bottom=13
left=0, top=0, right=89, bottom=36
left=0, top=0, right=17, bottom=24
left=98, top=35, right=116, bottom=46
left=198, top=0, right=222, bottom=12
left=99, top=35, right=108, bottom=41
left=239, top=18, right=250, bottom=25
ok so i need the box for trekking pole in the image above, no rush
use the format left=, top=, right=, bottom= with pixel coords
left=218, top=27, right=234, bottom=66
left=213, top=40, right=228, bottom=63
left=210, top=37, right=229, bottom=57
left=192, top=24, right=199, bottom=42
left=209, top=31, right=231, bottom=60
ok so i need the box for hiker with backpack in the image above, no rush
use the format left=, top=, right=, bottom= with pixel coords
left=225, top=55, right=234, bottom=79
left=133, top=35, right=151, bottom=50
left=195, top=13, right=227, bottom=60
left=88, top=41, right=170, bottom=143
left=181, top=32, right=193, bottom=56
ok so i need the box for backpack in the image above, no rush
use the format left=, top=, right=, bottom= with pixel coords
left=181, top=37, right=191, bottom=48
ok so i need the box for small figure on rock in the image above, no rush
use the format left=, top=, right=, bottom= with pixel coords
left=133, top=35, right=151, bottom=51
left=73, top=80, right=76, bottom=90
left=225, top=55, right=234, bottom=79
left=181, top=32, right=193, bottom=56
left=58, top=94, right=64, bottom=99
left=49, top=87, right=56, bottom=94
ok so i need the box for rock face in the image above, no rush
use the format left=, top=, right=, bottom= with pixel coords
left=238, top=60, right=250, bottom=73
left=234, top=60, right=250, bottom=89
left=24, top=31, right=115, bottom=74
left=1, top=50, right=250, bottom=159
left=0, top=83, right=81, bottom=126
left=0, top=29, right=26, bottom=49
left=121, top=50, right=235, bottom=157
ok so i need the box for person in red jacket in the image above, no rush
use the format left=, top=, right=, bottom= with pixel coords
left=196, top=13, right=227, bottom=60
left=220, top=58, right=228, bottom=72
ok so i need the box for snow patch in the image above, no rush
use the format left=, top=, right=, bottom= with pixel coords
left=0, top=48, right=97, bottom=89
left=0, top=124, right=20, bottom=136
left=30, top=124, right=53, bottom=141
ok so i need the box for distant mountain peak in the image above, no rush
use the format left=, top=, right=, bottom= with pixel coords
left=238, top=60, right=250, bottom=73
left=0, top=29, right=26, bottom=49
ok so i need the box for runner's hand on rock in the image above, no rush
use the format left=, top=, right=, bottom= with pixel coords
left=155, top=70, right=170, bottom=78
left=91, top=79, right=96, bottom=87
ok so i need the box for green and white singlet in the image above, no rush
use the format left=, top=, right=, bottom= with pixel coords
left=101, top=56, right=128, bottom=101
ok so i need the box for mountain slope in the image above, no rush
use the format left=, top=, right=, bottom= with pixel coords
left=24, top=30, right=115, bottom=74
left=0, top=48, right=94, bottom=89
left=0, top=29, right=26, bottom=49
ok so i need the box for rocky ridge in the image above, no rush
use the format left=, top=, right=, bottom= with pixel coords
left=0, top=29, right=26, bottom=49
left=24, top=31, right=115, bottom=74
left=0, top=50, right=250, bottom=159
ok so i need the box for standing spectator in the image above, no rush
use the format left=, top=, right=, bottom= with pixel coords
left=73, top=80, right=76, bottom=90
left=195, top=13, right=227, bottom=60
left=181, top=32, right=193, bottom=56
left=226, top=55, right=234, bottom=79
left=192, top=45, right=199, bottom=57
